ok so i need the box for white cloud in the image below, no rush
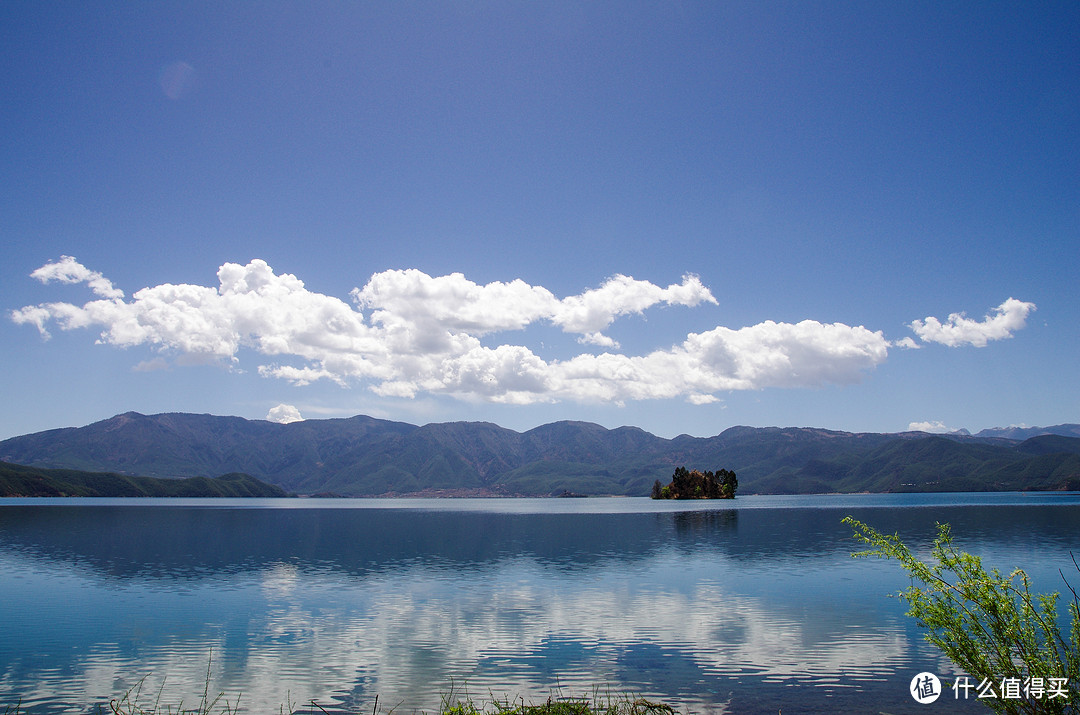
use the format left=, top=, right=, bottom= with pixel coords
left=909, top=298, right=1035, bottom=347
left=577, top=331, right=619, bottom=348
left=266, top=403, right=304, bottom=424
left=30, top=255, right=125, bottom=299
left=132, top=357, right=170, bottom=372
left=892, top=337, right=920, bottom=350
left=349, top=269, right=716, bottom=348
left=9, top=305, right=54, bottom=338
left=544, top=320, right=890, bottom=403
left=351, top=269, right=557, bottom=336
left=908, top=420, right=954, bottom=434
left=13, top=257, right=899, bottom=405
left=549, top=272, right=716, bottom=337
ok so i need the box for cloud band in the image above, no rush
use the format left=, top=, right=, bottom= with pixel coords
left=11, top=257, right=942, bottom=405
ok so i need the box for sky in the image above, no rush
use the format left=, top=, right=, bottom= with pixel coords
left=1, top=1, right=1077, bottom=441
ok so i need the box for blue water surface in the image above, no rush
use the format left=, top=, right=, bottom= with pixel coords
left=2, top=493, right=1078, bottom=714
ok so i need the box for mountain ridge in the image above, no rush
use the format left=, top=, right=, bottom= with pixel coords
left=1, top=412, right=1078, bottom=497
left=0, top=460, right=290, bottom=498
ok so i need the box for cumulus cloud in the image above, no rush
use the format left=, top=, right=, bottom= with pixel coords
left=266, top=403, right=304, bottom=424
left=908, top=420, right=955, bottom=434
left=12, top=257, right=896, bottom=405
left=909, top=298, right=1035, bottom=347
left=349, top=269, right=716, bottom=348
left=9, top=304, right=54, bottom=338
left=892, top=337, right=920, bottom=350
left=30, top=255, right=124, bottom=299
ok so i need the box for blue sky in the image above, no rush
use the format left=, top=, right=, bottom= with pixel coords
left=2, top=1, right=1077, bottom=440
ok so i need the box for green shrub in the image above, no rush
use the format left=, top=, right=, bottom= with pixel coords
left=845, top=516, right=1080, bottom=714
left=439, top=690, right=675, bottom=715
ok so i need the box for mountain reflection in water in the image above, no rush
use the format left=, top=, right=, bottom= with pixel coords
left=2, top=494, right=1077, bottom=714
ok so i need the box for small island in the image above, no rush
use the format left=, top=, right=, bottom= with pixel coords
left=651, top=466, right=737, bottom=499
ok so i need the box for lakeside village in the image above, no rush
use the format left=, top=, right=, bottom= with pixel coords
left=651, top=467, right=737, bottom=500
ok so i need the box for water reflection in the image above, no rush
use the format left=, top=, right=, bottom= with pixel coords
left=1, top=496, right=1077, bottom=714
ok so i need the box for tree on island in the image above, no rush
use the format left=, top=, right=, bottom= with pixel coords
left=651, top=466, right=737, bottom=499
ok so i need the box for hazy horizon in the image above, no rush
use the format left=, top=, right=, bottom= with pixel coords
left=2, top=406, right=1074, bottom=444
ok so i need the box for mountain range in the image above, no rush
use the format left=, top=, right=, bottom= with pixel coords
left=0, top=460, right=289, bottom=498
left=1, top=412, right=1078, bottom=497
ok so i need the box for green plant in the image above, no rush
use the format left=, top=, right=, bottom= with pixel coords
left=440, top=696, right=674, bottom=715
left=845, top=516, right=1080, bottom=714
left=2, top=685, right=679, bottom=715
left=438, top=682, right=675, bottom=715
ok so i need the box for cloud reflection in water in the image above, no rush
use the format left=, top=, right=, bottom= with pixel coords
left=0, top=499, right=1035, bottom=713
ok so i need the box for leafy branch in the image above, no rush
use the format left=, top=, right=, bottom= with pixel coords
left=844, top=516, right=1080, bottom=714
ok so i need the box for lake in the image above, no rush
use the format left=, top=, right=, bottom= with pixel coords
left=2, top=493, right=1079, bottom=714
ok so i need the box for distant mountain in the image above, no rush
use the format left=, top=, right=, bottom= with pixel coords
left=1014, top=434, right=1080, bottom=457
left=974, top=424, right=1080, bottom=440
left=0, top=460, right=290, bottom=498
left=1, top=412, right=1078, bottom=496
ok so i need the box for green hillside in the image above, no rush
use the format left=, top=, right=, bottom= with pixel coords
left=0, top=461, right=291, bottom=498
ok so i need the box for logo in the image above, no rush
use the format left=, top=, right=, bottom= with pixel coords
left=911, top=672, right=942, bottom=704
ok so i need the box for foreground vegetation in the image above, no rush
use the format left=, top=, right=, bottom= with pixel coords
left=3, top=674, right=679, bottom=715
left=441, top=694, right=675, bottom=715
left=846, top=517, right=1080, bottom=714
left=0, top=695, right=677, bottom=715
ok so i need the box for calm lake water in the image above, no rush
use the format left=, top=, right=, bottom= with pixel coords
left=2, top=493, right=1079, bottom=714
